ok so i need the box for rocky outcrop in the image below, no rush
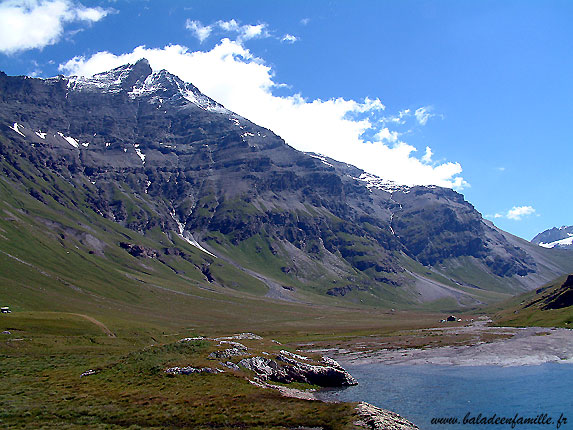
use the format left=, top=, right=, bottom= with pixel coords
left=209, top=345, right=248, bottom=359
left=354, top=402, right=419, bottom=430
left=177, top=333, right=357, bottom=387
left=119, top=242, right=159, bottom=258
left=165, top=366, right=223, bottom=375
left=238, top=354, right=357, bottom=387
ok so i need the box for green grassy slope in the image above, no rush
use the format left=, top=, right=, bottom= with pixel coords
left=491, top=274, right=573, bottom=328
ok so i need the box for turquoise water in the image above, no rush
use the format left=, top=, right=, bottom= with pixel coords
left=318, top=363, right=573, bottom=429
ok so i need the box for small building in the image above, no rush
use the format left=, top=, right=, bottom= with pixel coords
left=1, top=307, right=11, bottom=313
left=446, top=315, right=456, bottom=322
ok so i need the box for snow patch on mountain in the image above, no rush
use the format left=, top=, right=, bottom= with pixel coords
left=134, top=144, right=146, bottom=164
left=58, top=132, right=79, bottom=148
left=10, top=122, right=25, bottom=137
left=308, top=154, right=334, bottom=168
left=539, top=235, right=573, bottom=249
left=171, top=212, right=216, bottom=258
left=354, top=172, right=411, bottom=193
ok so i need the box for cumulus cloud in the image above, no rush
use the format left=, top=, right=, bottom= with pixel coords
left=59, top=40, right=467, bottom=189
left=186, top=18, right=270, bottom=44
left=507, top=206, right=536, bottom=220
left=490, top=206, right=536, bottom=221
left=0, top=0, right=110, bottom=54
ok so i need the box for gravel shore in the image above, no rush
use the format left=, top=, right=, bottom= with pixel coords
left=335, top=319, right=573, bottom=367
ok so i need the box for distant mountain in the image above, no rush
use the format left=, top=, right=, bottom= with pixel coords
left=532, top=226, right=573, bottom=249
left=1, top=59, right=573, bottom=315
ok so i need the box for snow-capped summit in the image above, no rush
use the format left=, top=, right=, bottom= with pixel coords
left=532, top=225, right=573, bottom=249
left=66, top=58, right=228, bottom=114
left=66, top=58, right=153, bottom=94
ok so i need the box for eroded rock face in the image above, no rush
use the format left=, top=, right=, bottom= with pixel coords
left=238, top=355, right=357, bottom=387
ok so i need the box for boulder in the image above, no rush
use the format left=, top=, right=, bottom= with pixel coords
left=238, top=354, right=357, bottom=387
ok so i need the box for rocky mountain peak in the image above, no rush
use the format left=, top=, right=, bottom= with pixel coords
left=64, top=59, right=228, bottom=113
left=67, top=59, right=151, bottom=94
left=121, top=58, right=153, bottom=90
left=532, top=225, right=573, bottom=249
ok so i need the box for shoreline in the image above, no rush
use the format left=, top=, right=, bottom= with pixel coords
left=325, top=322, right=573, bottom=367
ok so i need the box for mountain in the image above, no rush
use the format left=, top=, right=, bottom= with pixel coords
left=1, top=59, right=572, bottom=316
left=493, top=274, right=573, bottom=328
left=532, top=225, right=573, bottom=249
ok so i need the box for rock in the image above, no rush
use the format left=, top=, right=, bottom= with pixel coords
left=179, top=336, right=206, bottom=342
left=238, top=357, right=287, bottom=381
left=280, top=349, right=310, bottom=361
left=354, top=402, right=419, bottom=430
left=238, top=354, right=357, bottom=387
left=215, top=333, right=262, bottom=340
left=220, top=361, right=240, bottom=370
left=217, top=340, right=247, bottom=349
left=164, top=366, right=222, bottom=375
left=119, top=242, right=159, bottom=258
left=209, top=347, right=247, bottom=359
left=277, top=353, right=358, bottom=386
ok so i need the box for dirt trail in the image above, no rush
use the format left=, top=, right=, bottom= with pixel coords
left=71, top=313, right=116, bottom=337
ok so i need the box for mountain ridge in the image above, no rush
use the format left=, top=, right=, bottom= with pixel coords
left=532, top=225, right=573, bottom=250
left=1, top=60, right=572, bottom=315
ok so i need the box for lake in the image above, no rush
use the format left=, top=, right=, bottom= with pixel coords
left=318, top=362, right=573, bottom=429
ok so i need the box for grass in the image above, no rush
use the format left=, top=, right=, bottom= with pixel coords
left=490, top=274, right=573, bottom=328
left=0, top=312, right=360, bottom=430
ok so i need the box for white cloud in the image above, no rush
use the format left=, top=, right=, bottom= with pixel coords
left=375, top=127, right=399, bottom=143
left=422, top=146, right=433, bottom=164
left=0, top=0, right=110, bottom=54
left=216, top=19, right=239, bottom=32
left=59, top=41, right=467, bottom=189
left=186, top=19, right=271, bottom=44
left=414, top=106, right=435, bottom=126
left=488, top=206, right=536, bottom=221
left=506, top=206, right=536, bottom=220
left=239, top=23, right=268, bottom=41
left=185, top=19, right=212, bottom=43
left=386, top=108, right=411, bottom=124
left=300, top=18, right=310, bottom=26
left=281, top=34, right=298, bottom=44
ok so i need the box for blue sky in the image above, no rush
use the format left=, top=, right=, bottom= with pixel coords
left=1, top=0, right=571, bottom=241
